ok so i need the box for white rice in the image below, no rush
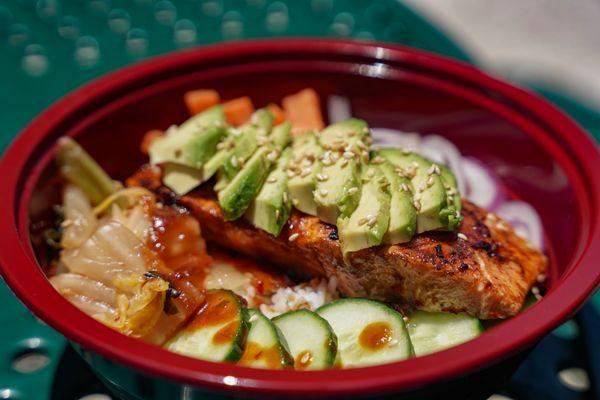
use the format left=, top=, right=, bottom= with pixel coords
left=259, top=277, right=339, bottom=319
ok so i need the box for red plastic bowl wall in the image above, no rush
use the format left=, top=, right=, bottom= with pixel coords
left=0, top=39, right=599, bottom=399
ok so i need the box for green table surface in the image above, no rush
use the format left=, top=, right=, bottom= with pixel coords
left=0, top=1, right=598, bottom=399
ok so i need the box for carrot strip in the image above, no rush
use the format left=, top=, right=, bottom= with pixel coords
left=140, top=130, right=164, bottom=155
left=282, top=88, right=325, bottom=135
left=184, top=89, right=220, bottom=116
left=223, top=96, right=255, bottom=126
left=266, top=103, right=286, bottom=126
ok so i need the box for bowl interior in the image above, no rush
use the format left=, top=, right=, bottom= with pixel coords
left=29, top=55, right=579, bottom=282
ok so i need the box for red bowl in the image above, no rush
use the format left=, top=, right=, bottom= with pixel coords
left=1, top=39, right=599, bottom=399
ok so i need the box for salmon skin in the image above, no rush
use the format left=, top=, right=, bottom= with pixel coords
left=128, top=165, right=547, bottom=319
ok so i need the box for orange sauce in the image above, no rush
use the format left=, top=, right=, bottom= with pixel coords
left=239, top=342, right=287, bottom=369
left=189, top=292, right=240, bottom=330
left=212, top=321, right=240, bottom=345
left=294, top=350, right=314, bottom=370
left=148, top=203, right=212, bottom=317
left=358, top=322, right=393, bottom=350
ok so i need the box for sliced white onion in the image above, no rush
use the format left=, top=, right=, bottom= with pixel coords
left=462, top=157, right=504, bottom=209
left=420, top=135, right=466, bottom=194
left=371, top=128, right=422, bottom=151
left=327, top=95, right=352, bottom=123
left=495, top=200, right=544, bottom=249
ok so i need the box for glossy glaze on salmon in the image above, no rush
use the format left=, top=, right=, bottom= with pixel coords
left=128, top=165, right=547, bottom=320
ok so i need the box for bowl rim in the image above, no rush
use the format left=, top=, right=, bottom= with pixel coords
left=1, top=38, right=599, bottom=397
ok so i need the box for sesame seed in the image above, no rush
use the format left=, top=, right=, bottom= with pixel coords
left=413, top=200, right=422, bottom=211
left=426, top=176, right=435, bottom=187
left=300, top=352, right=311, bottom=364
left=362, top=127, right=369, bottom=134
left=389, top=339, right=398, bottom=347
left=275, top=209, right=280, bottom=220
left=358, top=218, right=368, bottom=226
left=433, top=164, right=441, bottom=175
left=367, top=169, right=376, bottom=178
left=249, top=314, right=258, bottom=323
left=531, top=286, right=540, bottom=295
left=335, top=131, right=344, bottom=138
left=292, top=199, right=299, bottom=206
left=319, top=189, right=329, bottom=197
left=283, top=192, right=289, bottom=204
left=348, top=131, right=357, bottom=137
left=536, top=273, right=546, bottom=283
left=237, top=156, right=245, bottom=168
left=300, top=168, right=311, bottom=177
left=316, top=173, right=329, bottom=182
left=402, top=148, right=412, bottom=155
left=288, top=233, right=299, bottom=242
left=417, top=182, right=427, bottom=192
left=365, top=214, right=375, bottom=220
left=347, top=187, right=358, bottom=195
left=287, top=170, right=297, bottom=178
left=230, top=128, right=242, bottom=137
left=378, top=176, right=387, bottom=184
left=341, top=158, right=349, bottom=167
left=400, top=183, right=410, bottom=192
left=343, top=151, right=355, bottom=159
left=412, top=161, right=420, bottom=169
left=371, top=156, right=385, bottom=164
left=267, top=176, right=277, bottom=184
left=267, top=151, right=279, bottom=162
left=216, top=142, right=227, bottom=150
left=301, top=158, right=313, bottom=167
left=230, top=155, right=239, bottom=168
left=368, top=216, right=377, bottom=227
left=457, top=233, right=467, bottom=240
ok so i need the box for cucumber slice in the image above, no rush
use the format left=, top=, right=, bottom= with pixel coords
left=406, top=310, right=483, bottom=356
left=273, top=309, right=337, bottom=370
left=166, top=290, right=248, bottom=362
left=317, top=299, right=413, bottom=368
left=238, top=309, right=293, bottom=369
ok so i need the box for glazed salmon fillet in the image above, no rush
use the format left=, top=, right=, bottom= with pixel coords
left=128, top=166, right=547, bottom=320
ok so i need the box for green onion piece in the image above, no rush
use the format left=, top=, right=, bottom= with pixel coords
left=56, top=137, right=121, bottom=205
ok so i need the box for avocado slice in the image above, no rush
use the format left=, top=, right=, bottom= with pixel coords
left=219, top=121, right=291, bottom=222
left=218, top=147, right=272, bottom=221
left=161, top=163, right=205, bottom=195
left=221, top=108, right=273, bottom=180
left=314, top=119, right=370, bottom=224
left=245, top=147, right=293, bottom=236
left=379, top=161, right=417, bottom=244
left=337, top=166, right=391, bottom=254
left=287, top=131, right=322, bottom=216
left=439, top=165, right=462, bottom=229
left=378, top=148, right=452, bottom=233
left=149, top=105, right=226, bottom=168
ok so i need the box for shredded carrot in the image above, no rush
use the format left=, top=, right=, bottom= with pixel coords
left=282, top=88, right=325, bottom=136
left=140, top=130, right=164, bottom=154
left=223, top=96, right=254, bottom=126
left=266, top=103, right=286, bottom=126
left=184, top=89, right=220, bottom=116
